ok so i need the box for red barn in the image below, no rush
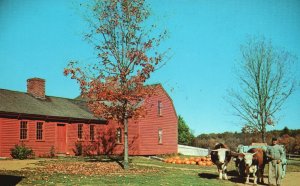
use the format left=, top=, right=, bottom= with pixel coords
left=0, top=78, right=177, bottom=157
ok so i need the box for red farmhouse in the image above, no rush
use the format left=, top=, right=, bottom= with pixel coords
left=0, top=78, right=177, bottom=157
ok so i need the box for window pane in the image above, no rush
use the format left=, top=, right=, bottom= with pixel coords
left=158, top=129, right=163, bottom=144
left=78, top=124, right=83, bottom=139
left=90, top=125, right=94, bottom=141
left=36, top=122, right=43, bottom=140
left=116, top=128, right=121, bottom=143
left=20, top=121, right=28, bottom=140
left=158, top=101, right=162, bottom=116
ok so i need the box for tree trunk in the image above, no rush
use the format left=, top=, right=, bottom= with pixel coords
left=261, top=124, right=266, bottom=143
left=123, top=117, right=129, bottom=170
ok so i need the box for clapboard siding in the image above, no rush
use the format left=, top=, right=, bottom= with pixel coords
left=138, top=85, right=178, bottom=155
left=0, top=118, right=57, bottom=157
left=66, top=123, right=100, bottom=155
left=0, top=84, right=177, bottom=157
left=1, top=118, right=22, bottom=157
left=0, top=118, right=2, bottom=156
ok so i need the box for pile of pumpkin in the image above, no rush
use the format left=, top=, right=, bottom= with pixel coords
left=164, top=156, right=213, bottom=166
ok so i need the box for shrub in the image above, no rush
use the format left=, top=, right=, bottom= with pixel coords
left=73, top=142, right=83, bottom=156
left=10, top=144, right=34, bottom=159
left=50, top=146, right=55, bottom=158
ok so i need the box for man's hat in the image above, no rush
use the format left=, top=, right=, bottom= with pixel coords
left=272, top=137, right=277, bottom=141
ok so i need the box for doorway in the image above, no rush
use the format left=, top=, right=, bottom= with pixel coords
left=56, top=124, right=66, bottom=153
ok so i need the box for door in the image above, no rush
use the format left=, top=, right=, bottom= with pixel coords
left=56, top=124, right=66, bottom=153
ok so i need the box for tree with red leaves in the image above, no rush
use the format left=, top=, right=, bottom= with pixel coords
left=64, top=0, right=168, bottom=169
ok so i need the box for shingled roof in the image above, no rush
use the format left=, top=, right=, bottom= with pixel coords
left=0, top=89, right=106, bottom=123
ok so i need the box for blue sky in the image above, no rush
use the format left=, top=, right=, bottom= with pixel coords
left=1, top=0, right=300, bottom=135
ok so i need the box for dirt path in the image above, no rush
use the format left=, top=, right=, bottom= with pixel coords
left=280, top=172, right=300, bottom=186
left=0, top=159, right=41, bottom=170
left=233, top=172, right=300, bottom=186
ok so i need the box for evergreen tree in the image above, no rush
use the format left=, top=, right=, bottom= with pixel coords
left=178, top=115, right=194, bottom=145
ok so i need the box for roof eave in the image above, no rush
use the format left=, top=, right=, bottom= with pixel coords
left=0, top=111, right=107, bottom=124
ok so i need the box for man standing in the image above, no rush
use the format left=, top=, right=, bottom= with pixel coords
left=267, top=137, right=285, bottom=186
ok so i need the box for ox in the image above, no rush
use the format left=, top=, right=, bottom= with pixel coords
left=210, top=143, right=231, bottom=180
left=238, top=148, right=266, bottom=185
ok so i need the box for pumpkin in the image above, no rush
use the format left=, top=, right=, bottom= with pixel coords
left=190, top=161, right=196, bottom=165
left=195, top=158, right=200, bottom=162
left=189, top=157, right=195, bottom=161
left=176, top=160, right=182, bottom=164
left=206, top=162, right=213, bottom=166
left=185, top=160, right=191, bottom=164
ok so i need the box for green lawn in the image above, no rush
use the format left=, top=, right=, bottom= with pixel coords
left=0, top=156, right=299, bottom=185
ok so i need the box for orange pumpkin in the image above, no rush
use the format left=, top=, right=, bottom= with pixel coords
left=176, top=160, right=182, bottom=164
left=185, top=160, right=191, bottom=164
left=190, top=161, right=196, bottom=165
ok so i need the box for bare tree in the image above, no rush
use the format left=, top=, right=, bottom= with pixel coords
left=229, top=37, right=296, bottom=142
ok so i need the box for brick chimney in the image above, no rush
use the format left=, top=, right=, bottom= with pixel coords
left=27, top=78, right=46, bottom=99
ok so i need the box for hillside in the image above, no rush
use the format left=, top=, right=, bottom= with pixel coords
left=193, top=127, right=300, bottom=154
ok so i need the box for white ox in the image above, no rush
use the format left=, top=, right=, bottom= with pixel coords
left=211, top=146, right=231, bottom=180
left=237, top=148, right=266, bottom=185
left=240, top=152, right=258, bottom=184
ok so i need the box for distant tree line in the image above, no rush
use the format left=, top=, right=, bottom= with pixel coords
left=177, top=116, right=299, bottom=154
left=193, top=126, right=300, bottom=154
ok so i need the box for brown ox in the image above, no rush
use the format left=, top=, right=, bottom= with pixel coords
left=210, top=143, right=231, bottom=180
left=238, top=148, right=267, bottom=185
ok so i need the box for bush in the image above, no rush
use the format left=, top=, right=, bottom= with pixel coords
left=73, top=142, right=83, bottom=156
left=10, top=144, right=34, bottom=159
left=50, top=146, right=55, bottom=158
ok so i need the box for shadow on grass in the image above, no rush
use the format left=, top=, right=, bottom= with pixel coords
left=227, top=170, right=245, bottom=184
left=0, top=174, right=25, bottom=186
left=227, top=170, right=268, bottom=185
left=198, top=170, right=247, bottom=184
left=84, top=155, right=125, bottom=168
left=198, top=173, right=218, bottom=179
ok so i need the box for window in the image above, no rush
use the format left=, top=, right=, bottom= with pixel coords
left=78, top=124, right=83, bottom=140
left=36, top=122, right=43, bottom=140
left=90, top=125, right=94, bottom=141
left=158, top=129, right=163, bottom=144
left=158, top=101, right=163, bottom=116
left=20, top=121, right=28, bottom=140
left=116, top=128, right=122, bottom=143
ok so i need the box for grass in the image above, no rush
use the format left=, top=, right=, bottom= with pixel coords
left=0, top=156, right=299, bottom=185
left=286, top=158, right=300, bottom=172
